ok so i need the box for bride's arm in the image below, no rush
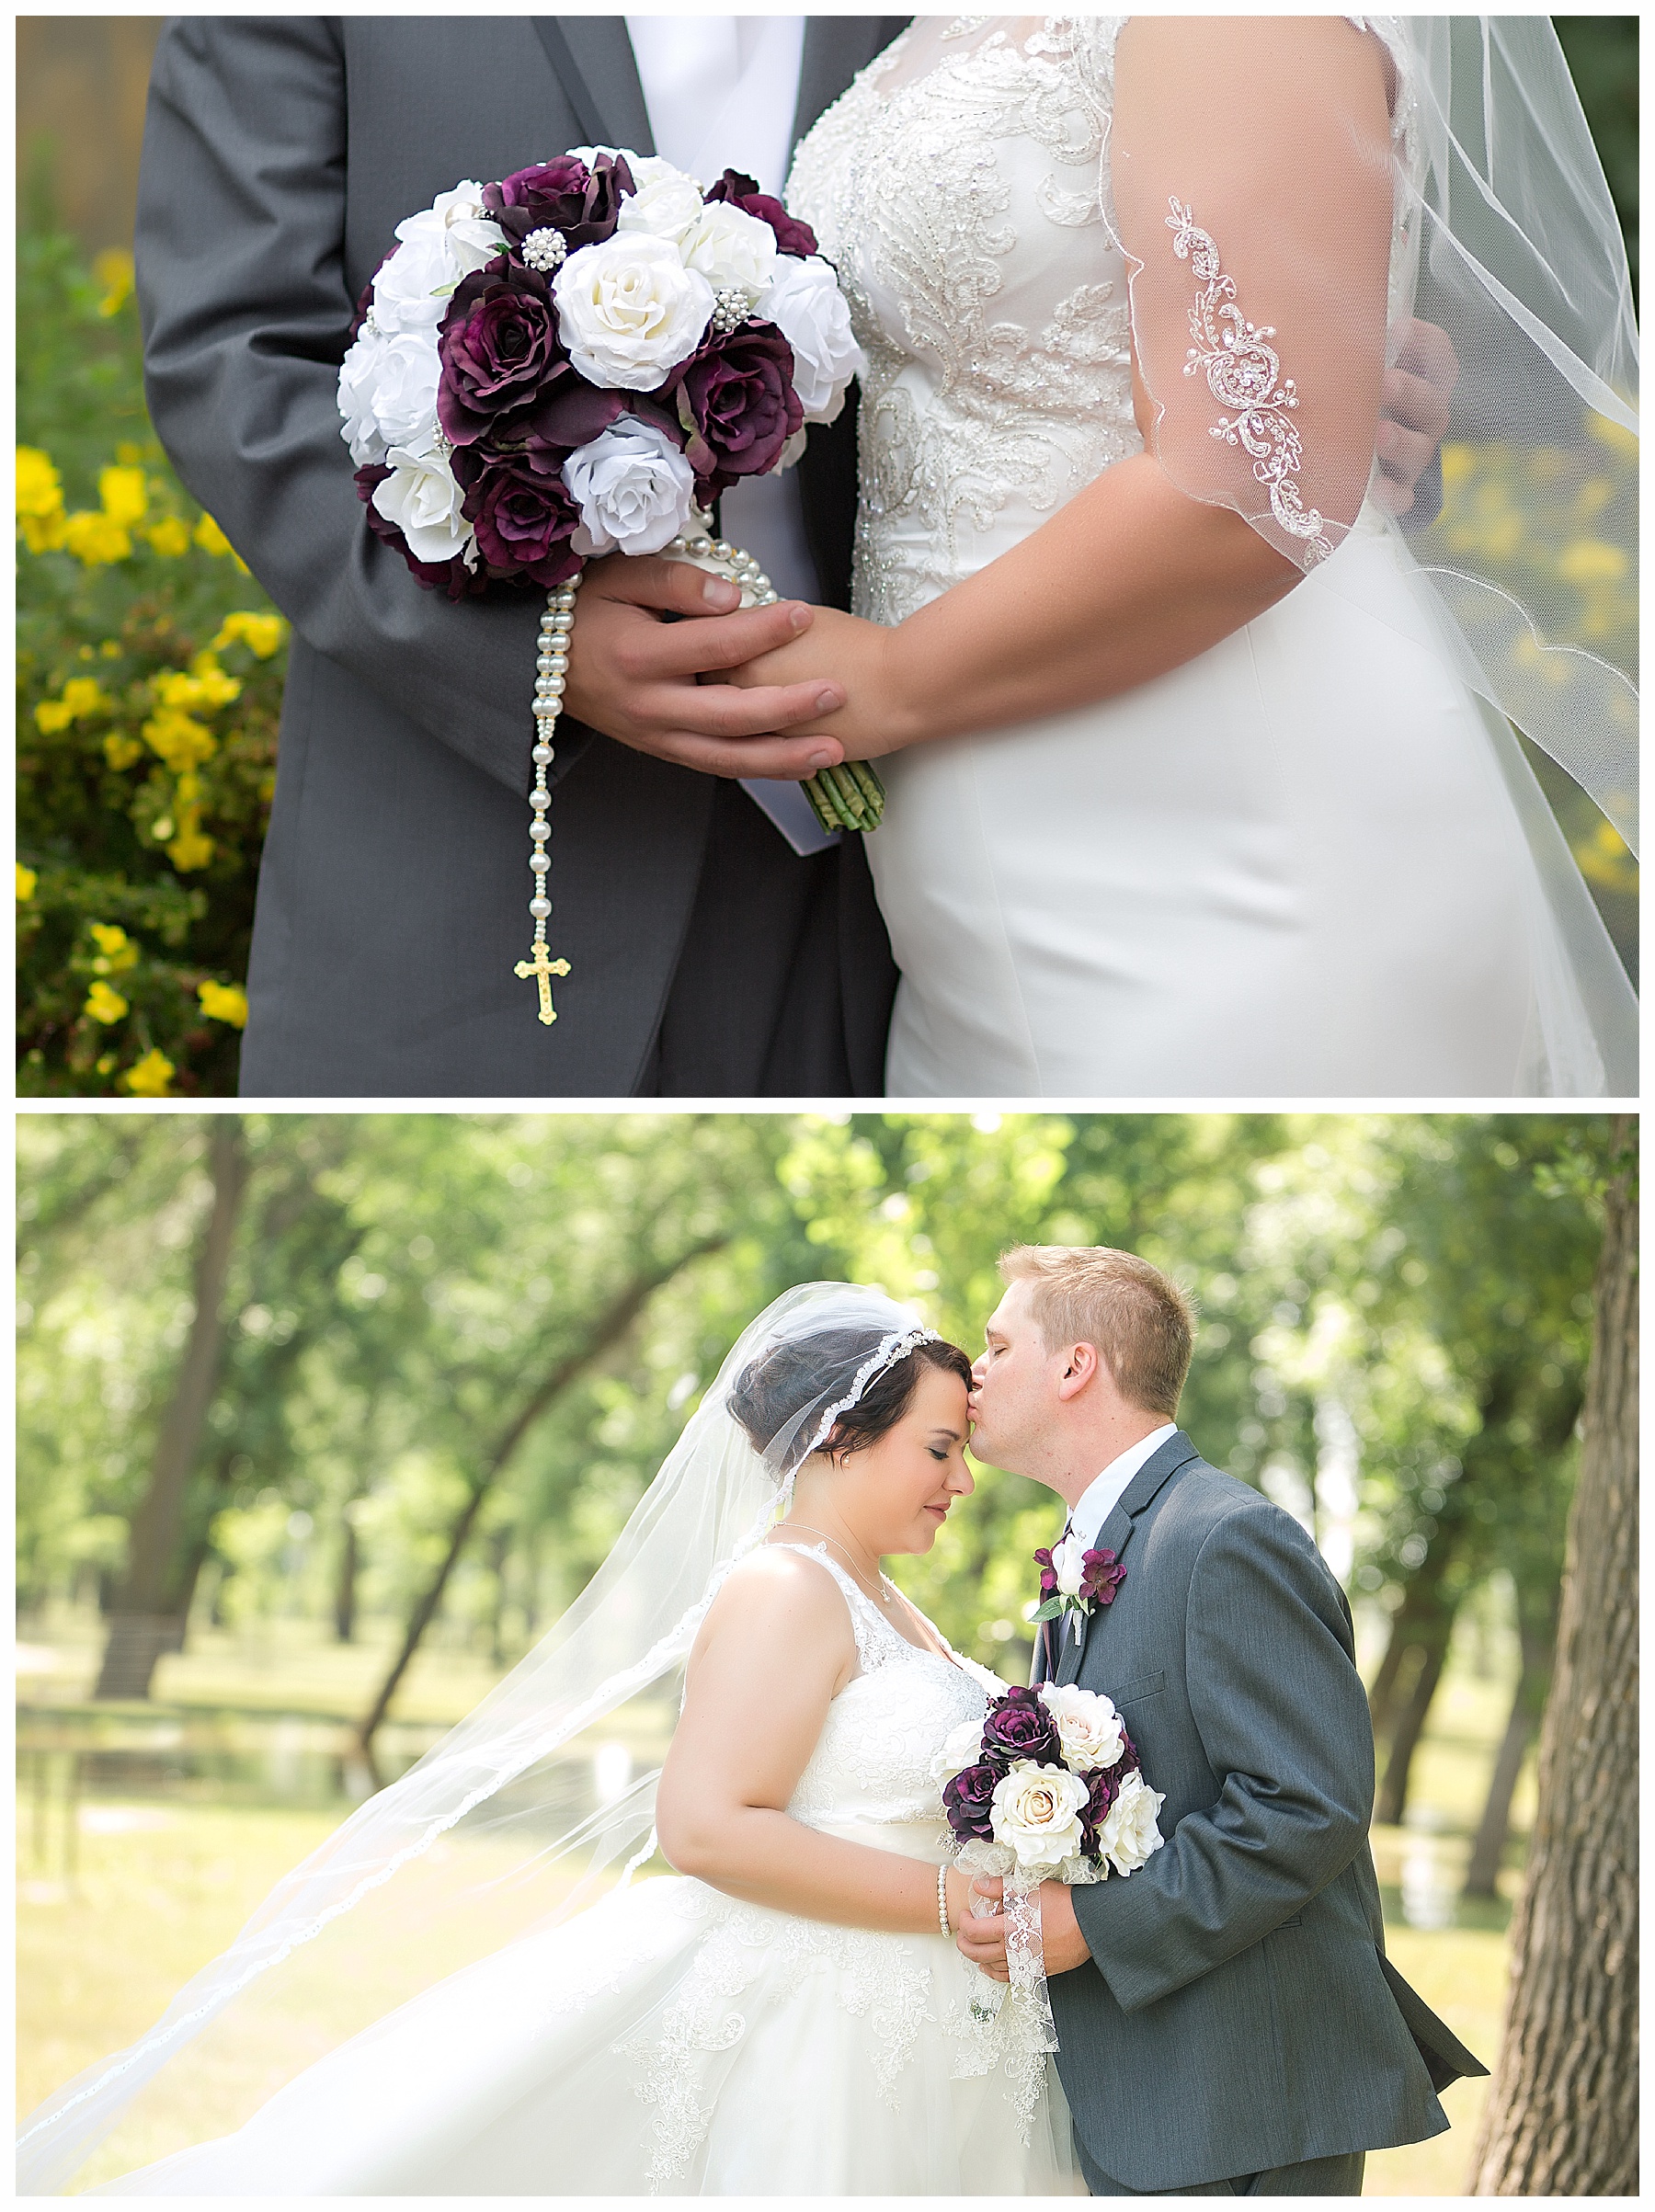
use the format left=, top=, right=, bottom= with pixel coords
left=655, top=1551, right=974, bottom=1933
left=725, top=17, right=1397, bottom=757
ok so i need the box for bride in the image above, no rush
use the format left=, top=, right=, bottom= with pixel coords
left=17, top=1287, right=1083, bottom=2195
left=716, top=15, right=1637, bottom=1096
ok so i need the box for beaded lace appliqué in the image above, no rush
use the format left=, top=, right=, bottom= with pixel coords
left=1166, top=197, right=1333, bottom=564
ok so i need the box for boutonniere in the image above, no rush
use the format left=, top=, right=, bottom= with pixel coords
left=1032, top=1532, right=1127, bottom=1644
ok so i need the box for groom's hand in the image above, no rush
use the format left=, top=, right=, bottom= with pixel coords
left=1375, top=316, right=1458, bottom=517
left=953, top=1876, right=1093, bottom=1981
left=563, top=556, right=848, bottom=781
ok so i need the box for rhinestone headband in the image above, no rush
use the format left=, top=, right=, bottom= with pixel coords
left=802, top=1324, right=943, bottom=1460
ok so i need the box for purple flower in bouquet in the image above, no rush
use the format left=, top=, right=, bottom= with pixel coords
left=438, top=264, right=565, bottom=446
left=978, top=1685, right=1063, bottom=1771
left=670, top=321, right=804, bottom=493
left=484, top=153, right=633, bottom=254
left=454, top=445, right=582, bottom=588
left=942, top=1762, right=1000, bottom=1842
left=703, top=167, right=819, bottom=259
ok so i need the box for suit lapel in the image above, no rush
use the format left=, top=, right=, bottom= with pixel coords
left=1055, top=1431, right=1201, bottom=1686
left=533, top=19, right=654, bottom=158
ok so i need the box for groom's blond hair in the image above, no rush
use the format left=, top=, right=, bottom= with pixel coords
left=998, top=1246, right=1194, bottom=1418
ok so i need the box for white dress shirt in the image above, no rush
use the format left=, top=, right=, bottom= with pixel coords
left=1067, top=1423, right=1179, bottom=1550
left=624, top=17, right=836, bottom=856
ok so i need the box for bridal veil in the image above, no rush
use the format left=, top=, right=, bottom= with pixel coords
left=17, top=1284, right=939, bottom=2193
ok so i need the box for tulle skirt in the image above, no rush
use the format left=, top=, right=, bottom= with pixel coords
left=94, top=1874, right=1083, bottom=2195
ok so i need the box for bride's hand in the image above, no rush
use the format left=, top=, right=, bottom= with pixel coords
left=720, top=605, right=917, bottom=760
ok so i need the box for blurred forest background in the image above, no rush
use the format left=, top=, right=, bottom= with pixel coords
left=14, top=16, right=1640, bottom=1094
left=16, top=1111, right=1635, bottom=2191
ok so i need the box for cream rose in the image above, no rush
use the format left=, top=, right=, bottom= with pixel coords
left=371, top=447, right=474, bottom=566
left=617, top=158, right=709, bottom=249
left=1036, top=1683, right=1126, bottom=1775
left=1095, top=1770, right=1166, bottom=1876
left=554, top=234, right=713, bottom=392
left=989, top=1760, right=1090, bottom=1872
left=682, top=201, right=778, bottom=302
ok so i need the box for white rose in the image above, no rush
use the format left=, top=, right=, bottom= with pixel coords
left=371, top=447, right=474, bottom=566
left=989, top=1760, right=1090, bottom=1873
left=1095, top=1770, right=1166, bottom=1877
left=930, top=1716, right=987, bottom=1786
left=618, top=159, right=709, bottom=249
left=428, top=182, right=509, bottom=274
left=372, top=222, right=465, bottom=335
left=337, top=327, right=441, bottom=466
left=554, top=234, right=713, bottom=392
left=1049, top=1530, right=1089, bottom=1598
left=757, top=255, right=866, bottom=422
left=1037, top=1683, right=1125, bottom=1774
left=682, top=201, right=778, bottom=302
left=563, top=416, right=696, bottom=557
left=774, top=426, right=811, bottom=473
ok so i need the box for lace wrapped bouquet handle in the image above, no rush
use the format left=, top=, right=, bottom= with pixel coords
left=336, top=148, right=880, bottom=1027
left=934, top=1682, right=1166, bottom=2049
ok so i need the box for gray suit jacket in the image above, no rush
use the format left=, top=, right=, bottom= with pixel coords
left=1039, top=1432, right=1484, bottom=2191
left=135, top=16, right=905, bottom=1096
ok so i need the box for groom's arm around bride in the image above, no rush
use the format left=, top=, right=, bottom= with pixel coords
left=961, top=1248, right=1485, bottom=2197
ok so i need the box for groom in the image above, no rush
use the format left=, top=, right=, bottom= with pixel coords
left=959, top=1245, right=1485, bottom=2196
left=135, top=17, right=905, bottom=1098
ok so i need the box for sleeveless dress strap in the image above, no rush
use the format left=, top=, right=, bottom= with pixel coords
left=766, top=1543, right=904, bottom=1674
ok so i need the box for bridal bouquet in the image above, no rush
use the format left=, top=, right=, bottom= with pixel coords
left=337, top=151, right=883, bottom=870
left=934, top=1682, right=1163, bottom=2047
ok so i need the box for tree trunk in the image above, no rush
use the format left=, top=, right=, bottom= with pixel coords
left=96, top=1121, right=251, bottom=1701
left=334, top=1511, right=360, bottom=1645
left=1471, top=1125, right=1637, bottom=2195
left=1375, top=1609, right=1454, bottom=1827
left=353, top=1237, right=726, bottom=1776
left=1463, top=1602, right=1556, bottom=1900
left=1368, top=1572, right=1446, bottom=1743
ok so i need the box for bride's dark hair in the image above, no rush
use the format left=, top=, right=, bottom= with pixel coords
left=730, top=1324, right=973, bottom=1476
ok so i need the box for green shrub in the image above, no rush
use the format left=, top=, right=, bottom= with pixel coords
left=17, top=230, right=288, bottom=1097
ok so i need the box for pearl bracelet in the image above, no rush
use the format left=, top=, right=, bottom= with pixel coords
left=937, top=1861, right=951, bottom=1938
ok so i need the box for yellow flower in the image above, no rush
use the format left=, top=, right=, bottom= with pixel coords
left=83, top=979, right=130, bottom=1024
left=96, top=1053, right=117, bottom=1076
left=104, top=732, right=144, bottom=771
left=34, top=677, right=110, bottom=733
left=198, top=979, right=249, bottom=1027
left=123, top=1048, right=177, bottom=1097
left=17, top=863, right=37, bottom=901
left=93, top=248, right=135, bottom=319
left=1438, top=443, right=1476, bottom=491
left=144, top=515, right=193, bottom=558
left=98, top=465, right=149, bottom=528
left=187, top=649, right=243, bottom=705
left=167, top=826, right=216, bottom=872
left=62, top=509, right=132, bottom=566
left=89, top=922, right=140, bottom=973
left=1558, top=539, right=1626, bottom=585
left=211, top=610, right=286, bottom=659
left=1576, top=820, right=1638, bottom=896
left=142, top=705, right=217, bottom=770
left=17, top=444, right=69, bottom=553
left=33, top=700, right=74, bottom=734
left=194, top=512, right=236, bottom=557
left=1586, top=412, right=1638, bottom=462
left=99, top=640, right=122, bottom=659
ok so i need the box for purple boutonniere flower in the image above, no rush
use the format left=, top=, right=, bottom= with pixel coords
left=1032, top=1534, right=1126, bottom=1643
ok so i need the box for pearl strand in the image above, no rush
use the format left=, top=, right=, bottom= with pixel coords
left=512, top=570, right=582, bottom=1026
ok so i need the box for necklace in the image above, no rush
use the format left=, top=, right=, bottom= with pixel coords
left=775, top=1521, right=900, bottom=1610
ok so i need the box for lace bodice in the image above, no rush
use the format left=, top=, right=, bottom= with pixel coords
left=770, top=1544, right=998, bottom=1830
left=787, top=14, right=1420, bottom=618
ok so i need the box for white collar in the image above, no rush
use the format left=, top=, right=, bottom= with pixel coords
left=1067, top=1424, right=1179, bottom=1550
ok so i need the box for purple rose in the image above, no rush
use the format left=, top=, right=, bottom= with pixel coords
left=485, top=372, right=626, bottom=463
left=1033, top=1546, right=1061, bottom=1602
left=453, top=446, right=581, bottom=587
left=978, top=1685, right=1062, bottom=1771
left=704, top=167, right=819, bottom=258
left=669, top=321, right=803, bottom=493
left=437, top=262, right=565, bottom=446
left=354, top=464, right=483, bottom=601
left=484, top=153, right=633, bottom=254
left=1079, top=1764, right=1120, bottom=1857
left=942, top=1762, right=999, bottom=1843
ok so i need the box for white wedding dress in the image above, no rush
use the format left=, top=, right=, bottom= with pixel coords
left=786, top=16, right=1629, bottom=1097
left=97, top=1548, right=1082, bottom=2197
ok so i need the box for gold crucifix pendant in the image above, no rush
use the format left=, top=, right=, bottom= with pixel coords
left=514, top=941, right=571, bottom=1026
